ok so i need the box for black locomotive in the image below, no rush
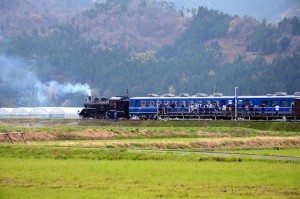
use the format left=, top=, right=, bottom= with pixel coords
left=78, top=96, right=129, bottom=119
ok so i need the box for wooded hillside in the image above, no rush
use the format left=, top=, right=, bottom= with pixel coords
left=0, top=0, right=299, bottom=107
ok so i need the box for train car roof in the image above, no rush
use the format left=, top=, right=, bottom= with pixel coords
left=237, top=95, right=296, bottom=98
left=130, top=96, right=234, bottom=100
left=130, top=95, right=296, bottom=100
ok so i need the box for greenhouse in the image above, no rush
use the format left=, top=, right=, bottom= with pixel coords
left=10, top=108, right=33, bottom=118
left=0, top=108, right=14, bottom=119
left=48, top=108, right=65, bottom=118
left=29, top=107, right=52, bottom=119
left=48, top=107, right=82, bottom=119
left=62, top=108, right=82, bottom=119
left=0, top=107, right=82, bottom=119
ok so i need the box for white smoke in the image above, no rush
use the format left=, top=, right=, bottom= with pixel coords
left=60, top=82, right=92, bottom=96
left=0, top=55, right=91, bottom=106
left=36, top=80, right=91, bottom=105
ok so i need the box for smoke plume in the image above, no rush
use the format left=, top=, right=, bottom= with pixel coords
left=36, top=80, right=91, bottom=105
left=0, top=55, right=91, bottom=106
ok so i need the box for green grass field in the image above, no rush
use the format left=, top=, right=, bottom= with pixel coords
left=0, top=145, right=299, bottom=198
left=0, top=147, right=299, bottom=198
left=0, top=120, right=300, bottom=198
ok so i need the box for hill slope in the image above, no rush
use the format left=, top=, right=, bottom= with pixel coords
left=0, top=0, right=188, bottom=51
left=172, top=0, right=300, bottom=22
left=0, top=0, right=299, bottom=107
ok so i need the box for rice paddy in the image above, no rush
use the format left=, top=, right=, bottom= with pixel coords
left=0, top=119, right=299, bottom=198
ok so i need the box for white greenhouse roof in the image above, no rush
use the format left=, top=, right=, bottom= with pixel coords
left=0, top=107, right=83, bottom=119
left=0, top=108, right=14, bottom=118
left=0, top=108, right=14, bottom=113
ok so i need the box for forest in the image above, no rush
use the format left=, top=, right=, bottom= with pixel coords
left=0, top=0, right=299, bottom=107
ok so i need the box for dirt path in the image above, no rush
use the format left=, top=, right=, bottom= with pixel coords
left=138, top=150, right=300, bottom=161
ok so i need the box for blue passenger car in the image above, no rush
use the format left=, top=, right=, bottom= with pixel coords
left=237, top=94, right=295, bottom=114
left=129, top=92, right=298, bottom=120
left=129, top=93, right=235, bottom=119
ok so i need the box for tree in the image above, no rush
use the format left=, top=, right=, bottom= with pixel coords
left=280, top=37, right=290, bottom=51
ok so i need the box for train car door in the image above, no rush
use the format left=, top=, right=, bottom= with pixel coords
left=295, top=98, right=300, bottom=118
left=261, top=99, right=268, bottom=113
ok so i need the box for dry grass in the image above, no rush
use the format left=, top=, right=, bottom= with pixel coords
left=24, top=136, right=300, bottom=150
left=0, top=127, right=296, bottom=142
left=1, top=119, right=299, bottom=151
left=189, top=137, right=300, bottom=150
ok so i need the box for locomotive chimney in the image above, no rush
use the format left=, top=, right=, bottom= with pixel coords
left=88, top=96, right=92, bottom=101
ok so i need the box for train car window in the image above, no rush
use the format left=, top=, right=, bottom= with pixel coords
left=228, top=100, right=233, bottom=105
left=238, top=100, right=243, bottom=105
left=188, top=101, right=194, bottom=106
left=196, top=100, right=202, bottom=105
left=149, top=101, right=154, bottom=107
left=291, top=101, right=295, bottom=107
left=271, top=100, right=277, bottom=107
left=180, top=101, right=186, bottom=107
left=204, top=100, right=211, bottom=105
left=213, top=100, right=219, bottom=105
left=172, top=101, right=178, bottom=106
left=261, top=100, right=268, bottom=106
left=280, top=100, right=287, bottom=107
left=164, top=101, right=170, bottom=107
left=141, top=101, right=146, bottom=107
left=135, top=101, right=140, bottom=107
left=129, top=101, right=133, bottom=107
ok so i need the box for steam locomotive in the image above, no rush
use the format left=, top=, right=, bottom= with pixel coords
left=79, top=96, right=129, bottom=119
left=79, top=92, right=300, bottom=121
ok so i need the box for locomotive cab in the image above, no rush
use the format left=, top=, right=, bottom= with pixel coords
left=109, top=96, right=129, bottom=119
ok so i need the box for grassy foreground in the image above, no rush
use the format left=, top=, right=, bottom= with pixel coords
left=0, top=146, right=299, bottom=199
left=0, top=120, right=300, bottom=198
